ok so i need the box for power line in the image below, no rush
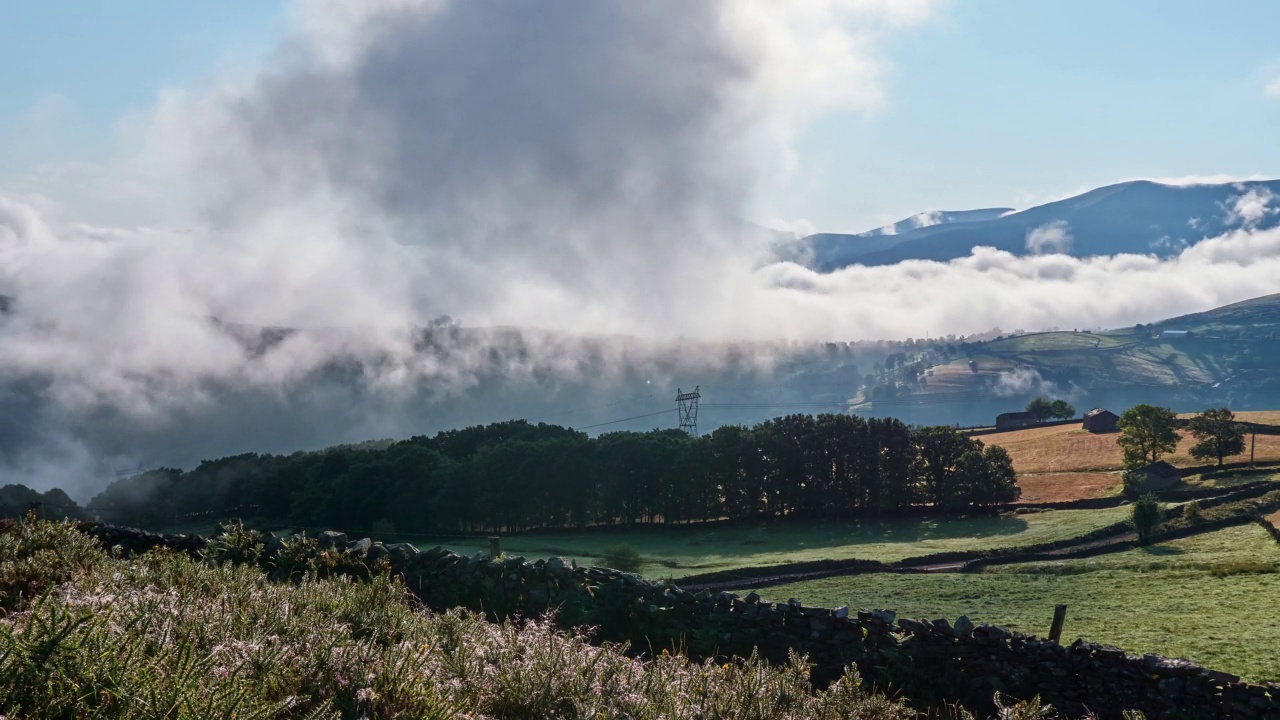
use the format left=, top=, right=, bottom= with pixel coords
left=529, top=393, right=660, bottom=422
left=575, top=408, right=677, bottom=430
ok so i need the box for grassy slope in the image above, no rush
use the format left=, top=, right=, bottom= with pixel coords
left=751, top=524, right=1280, bottom=682
left=425, top=506, right=1133, bottom=577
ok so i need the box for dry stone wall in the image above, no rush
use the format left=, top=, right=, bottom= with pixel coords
left=82, top=523, right=1279, bottom=720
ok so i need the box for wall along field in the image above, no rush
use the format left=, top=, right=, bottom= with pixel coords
left=419, top=505, right=1132, bottom=578
left=748, top=523, right=1280, bottom=683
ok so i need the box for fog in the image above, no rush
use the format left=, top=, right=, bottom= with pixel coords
left=1, top=0, right=1278, bottom=497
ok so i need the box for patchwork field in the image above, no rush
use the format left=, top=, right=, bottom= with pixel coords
left=422, top=506, right=1133, bottom=577
left=749, top=523, right=1280, bottom=682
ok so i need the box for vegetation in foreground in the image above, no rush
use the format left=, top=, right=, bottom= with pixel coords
left=427, top=505, right=1133, bottom=578
left=752, top=523, right=1280, bottom=683
left=1, top=517, right=1109, bottom=719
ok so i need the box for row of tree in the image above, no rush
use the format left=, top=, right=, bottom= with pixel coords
left=1117, top=405, right=1248, bottom=469
left=1025, top=396, right=1076, bottom=422
left=84, top=414, right=1020, bottom=535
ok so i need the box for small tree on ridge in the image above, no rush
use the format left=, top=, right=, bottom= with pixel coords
left=1117, top=404, right=1181, bottom=469
left=1131, top=493, right=1161, bottom=545
left=1186, top=408, right=1246, bottom=468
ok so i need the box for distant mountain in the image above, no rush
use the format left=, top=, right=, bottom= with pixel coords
left=806, top=208, right=1012, bottom=269
left=808, top=180, right=1280, bottom=270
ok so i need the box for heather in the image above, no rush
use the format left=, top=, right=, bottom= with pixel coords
left=0, top=518, right=930, bottom=719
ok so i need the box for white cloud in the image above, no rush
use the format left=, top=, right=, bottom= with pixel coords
left=11, top=0, right=1280, bottom=492
left=1266, top=75, right=1280, bottom=98
left=1025, top=220, right=1073, bottom=254
left=1223, top=185, right=1277, bottom=228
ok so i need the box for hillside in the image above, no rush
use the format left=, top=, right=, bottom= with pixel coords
left=855, top=295, right=1280, bottom=426
left=807, top=179, right=1280, bottom=269
left=1150, top=292, right=1280, bottom=333
left=806, top=207, right=1012, bottom=269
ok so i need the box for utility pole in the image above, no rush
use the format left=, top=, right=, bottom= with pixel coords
left=676, top=386, right=702, bottom=437
left=1251, top=426, right=1257, bottom=469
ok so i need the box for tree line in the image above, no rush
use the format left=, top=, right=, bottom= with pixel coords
left=81, top=414, right=1020, bottom=535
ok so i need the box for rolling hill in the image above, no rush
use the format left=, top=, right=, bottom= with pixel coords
left=851, top=294, right=1280, bottom=427
left=807, top=179, right=1280, bottom=269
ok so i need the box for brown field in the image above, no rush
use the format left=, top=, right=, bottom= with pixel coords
left=985, top=421, right=1280, bottom=474
left=1179, top=410, right=1280, bottom=426
left=1266, top=510, right=1280, bottom=527
left=1016, top=472, right=1121, bottom=503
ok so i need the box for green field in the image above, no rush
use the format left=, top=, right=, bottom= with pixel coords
left=750, top=524, right=1280, bottom=682
left=420, top=506, right=1132, bottom=577
left=984, top=331, right=1134, bottom=353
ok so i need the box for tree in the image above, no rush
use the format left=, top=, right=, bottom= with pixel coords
left=1048, top=399, right=1075, bottom=421
left=1117, top=405, right=1180, bottom=469
left=1186, top=408, right=1246, bottom=467
left=1026, top=396, right=1055, bottom=422
left=912, top=426, right=978, bottom=512
left=956, top=445, right=1021, bottom=511
left=1131, top=493, right=1161, bottom=545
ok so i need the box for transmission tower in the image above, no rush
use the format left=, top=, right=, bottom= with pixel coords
left=676, top=386, right=702, bottom=436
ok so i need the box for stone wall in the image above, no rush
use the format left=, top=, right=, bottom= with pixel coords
left=80, top=523, right=1279, bottom=720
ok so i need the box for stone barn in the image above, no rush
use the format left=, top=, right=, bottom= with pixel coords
left=995, top=411, right=1038, bottom=430
left=1134, top=460, right=1181, bottom=492
left=1082, top=408, right=1119, bottom=434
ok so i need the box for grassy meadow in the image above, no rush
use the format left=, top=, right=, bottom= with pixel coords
left=422, top=505, right=1133, bottom=578
left=749, top=523, right=1280, bottom=682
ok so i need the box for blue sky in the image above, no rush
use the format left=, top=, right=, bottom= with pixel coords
left=3, top=0, right=1280, bottom=233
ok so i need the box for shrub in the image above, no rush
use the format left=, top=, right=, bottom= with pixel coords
left=203, top=518, right=264, bottom=566
left=0, top=514, right=102, bottom=613
left=1131, top=494, right=1161, bottom=545
left=1183, top=500, right=1204, bottom=523
left=599, top=543, right=643, bottom=573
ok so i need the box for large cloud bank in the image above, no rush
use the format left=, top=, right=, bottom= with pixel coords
left=1, top=0, right=1279, bottom=493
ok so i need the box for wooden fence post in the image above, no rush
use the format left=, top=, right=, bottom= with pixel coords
left=489, top=536, right=501, bottom=559
left=1048, top=604, right=1067, bottom=643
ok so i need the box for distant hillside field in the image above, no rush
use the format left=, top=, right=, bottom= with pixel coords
left=985, top=413, right=1280, bottom=474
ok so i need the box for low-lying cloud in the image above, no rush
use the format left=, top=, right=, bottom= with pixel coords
left=1, top=0, right=1279, bottom=495
left=1025, top=220, right=1074, bottom=255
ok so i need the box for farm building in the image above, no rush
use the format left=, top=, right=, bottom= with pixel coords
left=995, top=411, right=1038, bottom=430
left=1082, top=408, right=1119, bottom=434
left=1133, top=460, right=1182, bottom=492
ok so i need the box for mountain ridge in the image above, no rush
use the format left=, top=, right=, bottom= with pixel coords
left=806, top=179, right=1280, bottom=270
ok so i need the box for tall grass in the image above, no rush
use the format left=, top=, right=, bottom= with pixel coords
left=1, top=518, right=921, bottom=719
left=0, top=518, right=1114, bottom=718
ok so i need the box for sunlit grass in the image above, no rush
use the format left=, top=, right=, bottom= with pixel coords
left=751, top=524, right=1280, bottom=682
left=422, top=506, right=1133, bottom=577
